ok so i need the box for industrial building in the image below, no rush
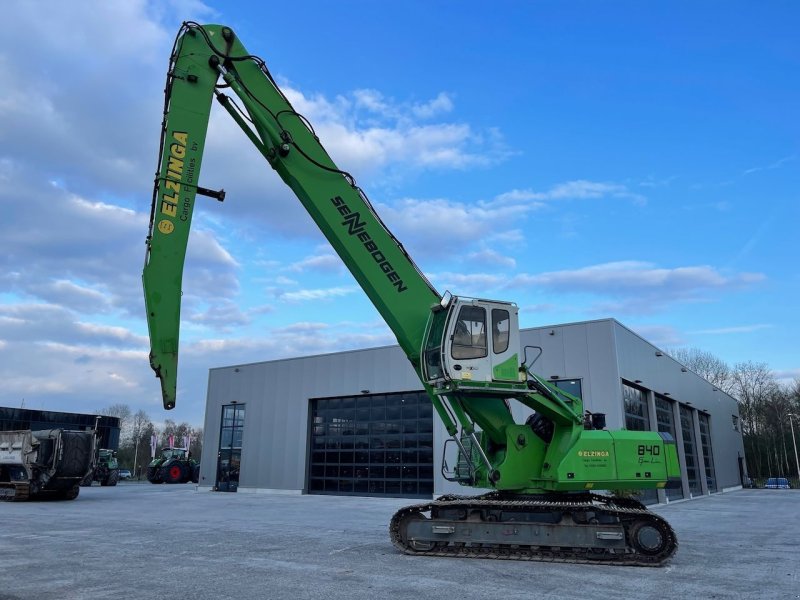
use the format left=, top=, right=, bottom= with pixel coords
left=198, top=318, right=746, bottom=504
left=0, top=407, right=121, bottom=449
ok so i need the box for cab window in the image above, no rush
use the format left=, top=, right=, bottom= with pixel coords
left=452, top=306, right=487, bottom=360
left=492, top=309, right=510, bottom=353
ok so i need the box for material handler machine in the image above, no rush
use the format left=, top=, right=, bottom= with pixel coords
left=143, top=23, right=682, bottom=565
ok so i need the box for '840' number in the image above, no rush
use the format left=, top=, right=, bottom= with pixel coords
left=637, top=444, right=660, bottom=456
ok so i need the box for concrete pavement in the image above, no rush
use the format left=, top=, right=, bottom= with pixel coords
left=1, top=486, right=797, bottom=599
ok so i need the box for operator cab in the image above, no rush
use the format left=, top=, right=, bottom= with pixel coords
left=161, top=448, right=188, bottom=460
left=422, top=294, right=523, bottom=387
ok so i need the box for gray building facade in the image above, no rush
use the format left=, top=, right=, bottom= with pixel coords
left=199, top=319, right=746, bottom=504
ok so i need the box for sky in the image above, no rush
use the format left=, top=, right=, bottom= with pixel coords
left=0, top=1, right=797, bottom=426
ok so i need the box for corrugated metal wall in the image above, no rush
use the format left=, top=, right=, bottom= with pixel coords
left=201, top=318, right=745, bottom=499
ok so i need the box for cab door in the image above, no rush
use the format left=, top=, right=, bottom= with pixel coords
left=446, top=301, right=492, bottom=382
left=487, top=304, right=520, bottom=382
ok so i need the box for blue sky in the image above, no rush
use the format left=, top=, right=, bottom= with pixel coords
left=0, top=1, right=797, bottom=426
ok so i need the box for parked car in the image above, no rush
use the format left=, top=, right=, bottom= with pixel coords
left=765, top=477, right=791, bottom=489
left=118, top=469, right=132, bottom=480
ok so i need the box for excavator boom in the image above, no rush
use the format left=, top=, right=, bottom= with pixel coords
left=143, top=23, right=440, bottom=410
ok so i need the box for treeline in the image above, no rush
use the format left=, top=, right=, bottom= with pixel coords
left=668, top=348, right=800, bottom=481
left=98, top=404, right=203, bottom=478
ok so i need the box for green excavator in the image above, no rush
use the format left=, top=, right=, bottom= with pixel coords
left=143, top=22, right=681, bottom=565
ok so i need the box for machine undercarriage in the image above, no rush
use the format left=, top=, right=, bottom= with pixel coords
left=390, top=492, right=677, bottom=566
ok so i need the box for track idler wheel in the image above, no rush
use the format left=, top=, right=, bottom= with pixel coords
left=628, top=519, right=672, bottom=557
left=396, top=513, right=444, bottom=552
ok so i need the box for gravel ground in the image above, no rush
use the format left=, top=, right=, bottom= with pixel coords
left=1, top=485, right=797, bottom=599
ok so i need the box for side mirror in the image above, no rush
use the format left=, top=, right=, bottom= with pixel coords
left=440, top=291, right=453, bottom=310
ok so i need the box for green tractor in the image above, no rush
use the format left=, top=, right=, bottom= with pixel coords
left=81, top=448, right=120, bottom=487
left=146, top=448, right=199, bottom=484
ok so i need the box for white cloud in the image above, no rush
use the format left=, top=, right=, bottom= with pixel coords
left=774, top=368, right=800, bottom=385
left=519, top=303, right=558, bottom=315
left=0, top=166, right=239, bottom=319
left=287, top=253, right=343, bottom=273
left=26, top=280, right=111, bottom=314
left=281, top=86, right=509, bottom=174
left=513, top=261, right=764, bottom=294
left=495, top=180, right=646, bottom=205
left=74, top=322, right=149, bottom=346
left=431, top=272, right=507, bottom=292
left=278, top=286, right=358, bottom=302
left=508, top=261, right=766, bottom=315
left=375, top=196, right=532, bottom=256
left=743, top=154, right=796, bottom=175
left=274, top=276, right=299, bottom=286
left=412, top=92, right=455, bottom=119
left=466, top=249, right=517, bottom=269
left=689, top=324, right=773, bottom=335
left=273, top=322, right=329, bottom=334
left=639, top=175, right=678, bottom=188
left=186, top=299, right=252, bottom=331
left=628, top=324, right=686, bottom=348
left=0, top=304, right=142, bottom=347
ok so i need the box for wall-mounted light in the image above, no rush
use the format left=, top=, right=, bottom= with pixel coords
left=234, top=368, right=240, bottom=373
left=681, top=367, right=688, bottom=372
left=664, top=392, right=671, bottom=396
left=551, top=375, right=560, bottom=380
left=360, top=389, right=370, bottom=394
left=655, top=351, right=664, bottom=357
left=634, top=380, right=642, bottom=384
left=548, top=330, right=556, bottom=336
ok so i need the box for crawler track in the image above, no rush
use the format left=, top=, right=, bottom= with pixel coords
left=389, top=492, right=677, bottom=567
left=0, top=483, right=30, bottom=501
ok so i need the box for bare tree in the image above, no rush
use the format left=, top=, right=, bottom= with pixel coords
left=667, top=347, right=734, bottom=394
left=789, top=378, right=800, bottom=412
left=732, top=361, right=777, bottom=425
left=731, top=361, right=779, bottom=478
left=190, top=428, right=203, bottom=461
left=98, top=403, right=133, bottom=445
left=129, top=410, right=151, bottom=480
left=162, top=418, right=177, bottom=445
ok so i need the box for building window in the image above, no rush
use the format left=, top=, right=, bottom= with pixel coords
left=308, top=391, right=433, bottom=498
left=491, top=309, right=510, bottom=353
left=452, top=305, right=487, bottom=360
left=623, top=382, right=656, bottom=504
left=549, top=379, right=583, bottom=400
left=623, top=382, right=649, bottom=431
left=699, top=413, right=716, bottom=493
left=216, top=403, right=245, bottom=492
left=655, top=395, right=683, bottom=501
left=680, top=404, right=701, bottom=496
